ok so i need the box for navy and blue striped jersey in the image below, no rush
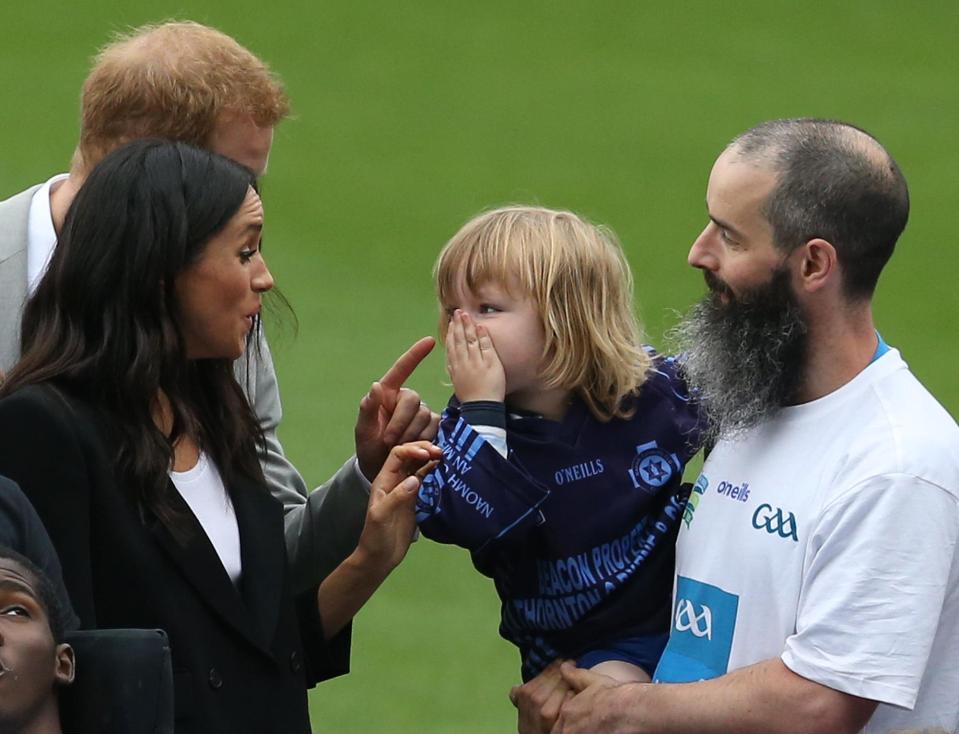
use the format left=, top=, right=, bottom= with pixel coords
left=416, top=355, right=703, bottom=680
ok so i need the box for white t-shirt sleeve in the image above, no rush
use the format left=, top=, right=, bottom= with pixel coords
left=782, top=474, right=959, bottom=708
left=473, top=425, right=508, bottom=458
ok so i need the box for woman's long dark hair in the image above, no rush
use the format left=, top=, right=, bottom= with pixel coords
left=1, top=139, right=265, bottom=527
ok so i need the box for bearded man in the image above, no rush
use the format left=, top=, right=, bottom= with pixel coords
left=513, top=119, right=959, bottom=734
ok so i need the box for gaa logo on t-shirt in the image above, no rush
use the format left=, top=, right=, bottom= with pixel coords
left=627, top=440, right=681, bottom=493
left=675, top=599, right=712, bottom=639
left=751, top=503, right=799, bottom=542
left=654, top=577, right=739, bottom=683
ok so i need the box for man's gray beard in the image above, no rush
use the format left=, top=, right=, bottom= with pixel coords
left=668, top=268, right=808, bottom=444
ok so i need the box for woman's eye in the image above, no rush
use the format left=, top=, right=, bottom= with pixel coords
left=1, top=605, right=29, bottom=617
left=240, top=249, right=257, bottom=263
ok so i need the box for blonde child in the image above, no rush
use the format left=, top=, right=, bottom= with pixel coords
left=416, top=206, right=702, bottom=683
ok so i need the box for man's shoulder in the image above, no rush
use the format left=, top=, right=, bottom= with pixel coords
left=833, top=355, right=959, bottom=497
left=709, top=353, right=959, bottom=505
left=0, top=183, right=42, bottom=217
left=867, top=352, right=957, bottom=437
left=0, top=183, right=42, bottom=260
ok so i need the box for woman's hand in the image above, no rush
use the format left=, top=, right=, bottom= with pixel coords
left=317, top=440, right=442, bottom=638
left=354, top=337, right=441, bottom=481
left=446, top=310, right=506, bottom=403
left=356, top=440, right=443, bottom=575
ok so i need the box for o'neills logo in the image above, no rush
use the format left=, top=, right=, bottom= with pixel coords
left=716, top=480, right=749, bottom=502
left=553, top=459, right=605, bottom=486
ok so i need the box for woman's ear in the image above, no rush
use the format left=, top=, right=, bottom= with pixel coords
left=54, top=643, right=76, bottom=686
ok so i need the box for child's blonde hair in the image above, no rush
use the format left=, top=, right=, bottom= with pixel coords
left=434, top=205, right=652, bottom=421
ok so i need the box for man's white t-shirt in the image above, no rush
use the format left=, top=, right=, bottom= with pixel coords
left=655, top=349, right=959, bottom=733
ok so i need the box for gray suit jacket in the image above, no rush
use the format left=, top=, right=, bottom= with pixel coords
left=0, top=183, right=367, bottom=592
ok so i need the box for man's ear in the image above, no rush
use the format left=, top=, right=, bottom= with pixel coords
left=796, top=237, right=838, bottom=293
left=54, top=643, right=76, bottom=686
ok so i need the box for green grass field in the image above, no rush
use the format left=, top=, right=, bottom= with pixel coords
left=3, top=2, right=958, bottom=731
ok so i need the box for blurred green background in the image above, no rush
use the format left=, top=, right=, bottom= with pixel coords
left=3, top=2, right=957, bottom=731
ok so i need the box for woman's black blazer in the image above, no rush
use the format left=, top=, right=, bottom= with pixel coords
left=0, top=384, right=350, bottom=733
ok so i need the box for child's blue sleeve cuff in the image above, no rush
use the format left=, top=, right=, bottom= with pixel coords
left=460, top=400, right=506, bottom=429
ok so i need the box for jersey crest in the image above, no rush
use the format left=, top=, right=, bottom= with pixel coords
left=627, top=440, right=681, bottom=493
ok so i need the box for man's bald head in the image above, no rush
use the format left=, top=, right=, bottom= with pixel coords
left=728, top=118, right=909, bottom=299
left=74, top=20, right=289, bottom=174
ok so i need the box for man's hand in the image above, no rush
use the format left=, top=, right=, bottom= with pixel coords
left=355, top=337, right=441, bottom=481
left=446, top=310, right=506, bottom=403
left=510, top=660, right=574, bottom=734
left=551, top=663, right=640, bottom=734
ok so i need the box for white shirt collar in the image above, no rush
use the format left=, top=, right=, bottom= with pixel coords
left=26, top=173, right=69, bottom=295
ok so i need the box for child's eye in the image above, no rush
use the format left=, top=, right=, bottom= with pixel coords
left=479, top=304, right=501, bottom=314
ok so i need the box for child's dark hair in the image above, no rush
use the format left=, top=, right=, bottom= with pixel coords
left=0, top=545, right=68, bottom=643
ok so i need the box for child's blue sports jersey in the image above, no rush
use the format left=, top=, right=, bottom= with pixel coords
left=416, top=354, right=703, bottom=680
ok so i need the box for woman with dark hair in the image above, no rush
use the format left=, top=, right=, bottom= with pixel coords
left=0, top=139, right=439, bottom=733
